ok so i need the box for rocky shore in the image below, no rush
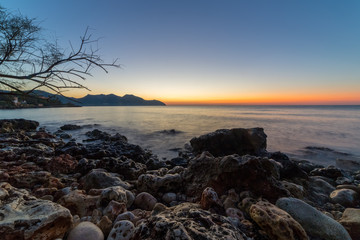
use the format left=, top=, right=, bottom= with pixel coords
left=0, top=119, right=359, bottom=240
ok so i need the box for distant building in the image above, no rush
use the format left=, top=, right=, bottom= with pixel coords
left=13, top=97, right=19, bottom=106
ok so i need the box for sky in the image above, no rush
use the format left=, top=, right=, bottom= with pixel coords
left=2, top=0, right=360, bottom=105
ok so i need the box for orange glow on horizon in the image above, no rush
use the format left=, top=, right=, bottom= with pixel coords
left=161, top=92, right=360, bottom=105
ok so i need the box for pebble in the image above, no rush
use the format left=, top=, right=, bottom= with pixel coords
left=67, top=222, right=104, bottom=240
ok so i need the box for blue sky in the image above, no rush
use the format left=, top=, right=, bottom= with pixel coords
left=2, top=0, right=360, bottom=104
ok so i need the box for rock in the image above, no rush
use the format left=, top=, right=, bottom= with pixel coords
left=97, top=216, right=113, bottom=237
left=134, top=192, right=157, bottom=211
left=339, top=208, right=360, bottom=240
left=0, top=184, right=72, bottom=240
left=107, top=220, right=135, bottom=240
left=46, top=154, right=78, bottom=174
left=249, top=201, right=308, bottom=240
left=137, top=173, right=182, bottom=195
left=67, top=222, right=104, bottom=240
left=226, top=208, right=244, bottom=220
left=276, top=197, right=351, bottom=240
left=336, top=184, right=360, bottom=194
left=190, top=127, right=267, bottom=157
left=200, top=187, right=223, bottom=212
left=114, top=212, right=137, bottom=224
left=162, top=192, right=177, bottom=204
left=57, top=190, right=99, bottom=218
left=223, top=189, right=240, bottom=209
left=281, top=181, right=305, bottom=199
left=268, top=152, right=308, bottom=179
left=0, top=119, right=39, bottom=133
left=133, top=202, right=248, bottom=239
left=336, top=157, right=360, bottom=172
left=330, top=189, right=359, bottom=207
left=310, top=166, right=344, bottom=179
left=97, top=186, right=133, bottom=209
left=183, top=152, right=288, bottom=202
left=85, top=129, right=111, bottom=141
left=103, top=200, right=127, bottom=221
left=80, top=169, right=130, bottom=191
left=60, top=124, right=82, bottom=131
left=10, top=170, right=52, bottom=189
left=307, top=176, right=335, bottom=205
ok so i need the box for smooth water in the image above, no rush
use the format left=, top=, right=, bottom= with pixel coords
left=1, top=105, right=360, bottom=166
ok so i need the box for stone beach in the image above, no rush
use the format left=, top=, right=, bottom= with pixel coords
left=0, top=119, right=359, bottom=240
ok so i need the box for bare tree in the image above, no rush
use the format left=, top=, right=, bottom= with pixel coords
left=0, top=6, right=119, bottom=98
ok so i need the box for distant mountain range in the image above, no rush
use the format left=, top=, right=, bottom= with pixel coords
left=1, top=90, right=166, bottom=106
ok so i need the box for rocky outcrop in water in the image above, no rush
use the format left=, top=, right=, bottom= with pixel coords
left=0, top=119, right=359, bottom=239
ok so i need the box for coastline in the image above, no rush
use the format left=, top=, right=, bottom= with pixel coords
left=0, top=119, right=359, bottom=239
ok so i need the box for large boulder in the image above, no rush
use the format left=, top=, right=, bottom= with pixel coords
left=249, top=201, right=308, bottom=240
left=133, top=202, right=249, bottom=239
left=276, top=197, right=351, bottom=240
left=190, top=128, right=267, bottom=157
left=183, top=152, right=289, bottom=202
left=0, top=183, right=73, bottom=240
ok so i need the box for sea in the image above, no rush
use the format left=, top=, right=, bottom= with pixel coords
left=1, top=105, right=360, bottom=167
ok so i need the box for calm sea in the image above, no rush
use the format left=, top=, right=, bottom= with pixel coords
left=1, top=105, right=359, bottom=166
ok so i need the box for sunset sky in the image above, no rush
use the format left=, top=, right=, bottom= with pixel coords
left=3, top=0, right=360, bottom=105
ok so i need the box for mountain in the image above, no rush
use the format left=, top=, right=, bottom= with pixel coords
left=77, top=94, right=166, bottom=106
left=0, top=90, right=166, bottom=106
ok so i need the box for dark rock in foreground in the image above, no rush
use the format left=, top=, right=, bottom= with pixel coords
left=183, top=152, right=289, bottom=202
left=190, top=128, right=267, bottom=157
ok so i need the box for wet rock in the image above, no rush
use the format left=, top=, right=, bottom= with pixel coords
left=67, top=221, right=104, bottom=240
left=57, top=190, right=98, bottom=218
left=330, top=189, right=359, bottom=207
left=0, top=183, right=72, bottom=240
left=336, top=157, right=360, bottom=172
left=108, top=220, right=135, bottom=240
left=60, top=124, right=82, bottom=131
left=137, top=173, right=182, bottom=195
left=0, top=119, right=39, bottom=133
left=310, top=166, right=344, bottom=179
left=190, top=127, right=267, bottom=157
left=249, top=201, right=308, bottom=240
left=268, top=152, right=308, bottom=179
left=133, top=202, right=249, bottom=239
left=80, top=169, right=130, bottom=191
left=134, top=192, right=157, bottom=211
left=85, top=129, right=111, bottom=141
left=339, top=208, right=360, bottom=240
left=276, top=197, right=351, bottom=240
left=183, top=152, right=288, bottom=202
